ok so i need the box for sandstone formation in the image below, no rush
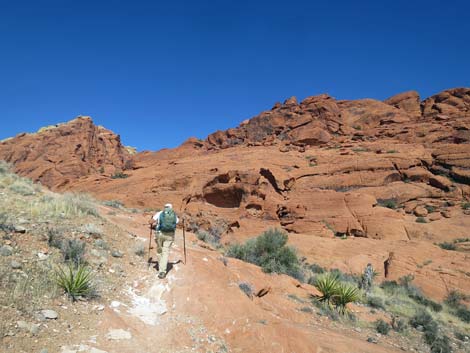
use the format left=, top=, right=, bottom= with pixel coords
left=1, top=87, right=470, bottom=300
left=0, top=116, right=133, bottom=188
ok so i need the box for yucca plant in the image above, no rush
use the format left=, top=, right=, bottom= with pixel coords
left=314, top=273, right=340, bottom=305
left=55, top=263, right=94, bottom=301
left=333, top=283, right=361, bottom=314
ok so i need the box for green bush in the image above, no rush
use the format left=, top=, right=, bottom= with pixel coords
left=111, top=172, right=129, bottom=179
left=380, top=280, right=400, bottom=294
left=55, top=263, right=94, bottom=301
left=445, top=290, right=465, bottom=309
left=416, top=217, right=427, bottom=223
left=61, top=239, right=86, bottom=265
left=461, top=202, right=470, bottom=210
left=309, top=263, right=326, bottom=274
left=429, top=335, right=451, bottom=353
left=377, top=198, right=398, bottom=209
left=375, top=319, right=391, bottom=335
left=0, top=160, right=12, bottom=174
left=456, top=306, right=470, bottom=323
left=47, top=228, right=64, bottom=249
left=438, top=242, right=457, bottom=251
left=367, top=295, right=385, bottom=309
left=424, top=205, right=436, bottom=213
left=226, top=229, right=303, bottom=281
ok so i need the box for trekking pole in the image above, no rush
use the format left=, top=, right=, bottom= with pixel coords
left=147, top=225, right=152, bottom=268
left=183, top=218, right=187, bottom=265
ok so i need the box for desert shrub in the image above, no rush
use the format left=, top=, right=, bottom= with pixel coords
left=429, top=335, right=451, bottom=353
left=380, top=280, right=400, bottom=294
left=367, top=295, right=385, bottom=309
left=111, top=172, right=129, bottom=179
left=454, top=331, right=468, bottom=341
left=55, top=263, right=94, bottom=301
left=329, top=268, right=360, bottom=285
left=445, top=290, right=465, bottom=309
left=0, top=261, right=58, bottom=314
left=8, top=179, right=35, bottom=196
left=226, top=228, right=303, bottom=280
left=93, top=239, right=109, bottom=250
left=398, top=274, right=415, bottom=288
left=313, top=300, right=340, bottom=321
left=238, top=282, right=253, bottom=299
left=416, top=217, right=427, bottom=223
left=461, top=202, right=470, bottom=210
left=33, top=193, right=99, bottom=219
left=391, top=316, right=407, bottom=332
left=424, top=205, right=436, bottom=213
left=309, top=263, right=326, bottom=274
left=47, top=228, right=64, bottom=249
left=375, top=319, right=391, bottom=335
left=0, top=160, right=11, bottom=174
left=133, top=242, right=146, bottom=257
left=103, top=200, right=124, bottom=208
left=0, top=212, right=14, bottom=232
left=196, top=229, right=221, bottom=248
left=438, top=242, right=457, bottom=251
left=61, top=239, right=86, bottom=265
left=410, top=310, right=439, bottom=343
left=455, top=306, right=470, bottom=323
left=377, top=198, right=398, bottom=209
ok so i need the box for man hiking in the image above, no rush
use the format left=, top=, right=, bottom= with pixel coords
left=149, top=203, right=179, bottom=279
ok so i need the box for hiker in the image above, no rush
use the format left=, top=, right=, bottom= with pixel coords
left=149, top=203, right=179, bottom=279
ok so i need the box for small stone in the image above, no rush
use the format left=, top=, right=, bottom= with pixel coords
left=428, top=213, right=442, bottom=222
left=111, top=250, right=123, bottom=258
left=30, top=324, right=40, bottom=335
left=441, top=210, right=451, bottom=218
left=416, top=325, right=424, bottom=332
left=14, top=225, right=27, bottom=233
left=367, top=337, right=378, bottom=344
left=354, top=328, right=362, bottom=333
left=17, top=320, right=30, bottom=330
left=11, top=260, right=22, bottom=269
left=106, top=329, right=132, bottom=340
left=37, top=252, right=49, bottom=260
left=41, top=309, right=58, bottom=319
left=0, top=245, right=13, bottom=256
left=414, top=206, right=428, bottom=217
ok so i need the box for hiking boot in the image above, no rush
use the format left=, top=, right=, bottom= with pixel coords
left=158, top=272, right=166, bottom=279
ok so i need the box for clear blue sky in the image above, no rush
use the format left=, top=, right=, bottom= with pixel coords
left=1, top=0, right=469, bottom=151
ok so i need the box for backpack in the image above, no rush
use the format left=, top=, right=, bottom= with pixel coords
left=158, top=209, right=177, bottom=232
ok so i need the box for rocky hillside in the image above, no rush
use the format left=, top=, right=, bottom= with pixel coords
left=0, top=116, right=133, bottom=189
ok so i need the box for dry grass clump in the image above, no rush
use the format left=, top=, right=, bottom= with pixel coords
left=30, top=193, right=99, bottom=219
left=0, top=260, right=58, bottom=314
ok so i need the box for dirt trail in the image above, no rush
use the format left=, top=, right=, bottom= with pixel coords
left=57, top=212, right=409, bottom=353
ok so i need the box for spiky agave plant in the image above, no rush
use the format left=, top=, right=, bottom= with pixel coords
left=333, top=283, right=361, bottom=314
left=314, top=273, right=340, bottom=305
left=55, top=263, right=94, bottom=301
